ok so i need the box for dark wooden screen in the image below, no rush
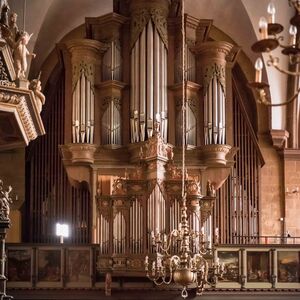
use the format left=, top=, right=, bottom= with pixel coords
left=25, top=66, right=91, bottom=244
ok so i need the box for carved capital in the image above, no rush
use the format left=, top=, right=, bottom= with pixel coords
left=270, top=129, right=289, bottom=150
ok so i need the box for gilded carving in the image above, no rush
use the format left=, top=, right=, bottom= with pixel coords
left=112, top=178, right=127, bottom=195
left=139, top=129, right=171, bottom=161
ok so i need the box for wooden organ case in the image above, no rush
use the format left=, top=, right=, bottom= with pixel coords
left=56, top=0, right=250, bottom=278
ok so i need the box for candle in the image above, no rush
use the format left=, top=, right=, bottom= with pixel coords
left=267, top=2, right=276, bottom=24
left=178, top=223, right=182, bottom=231
left=155, top=112, right=161, bottom=123
left=259, top=17, right=268, bottom=40
left=255, top=58, right=263, bottom=83
left=289, top=25, right=297, bottom=46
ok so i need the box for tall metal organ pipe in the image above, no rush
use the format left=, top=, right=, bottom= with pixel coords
left=129, top=0, right=169, bottom=143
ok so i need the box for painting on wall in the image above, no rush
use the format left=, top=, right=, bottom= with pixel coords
left=37, top=248, right=62, bottom=283
left=217, top=251, right=239, bottom=282
left=7, top=248, right=32, bottom=282
left=67, top=248, right=91, bottom=284
left=278, top=251, right=300, bottom=283
left=247, top=251, right=269, bottom=282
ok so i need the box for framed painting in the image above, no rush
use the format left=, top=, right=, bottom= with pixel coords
left=247, top=251, right=270, bottom=282
left=66, top=247, right=91, bottom=287
left=217, top=250, right=239, bottom=282
left=7, top=247, right=32, bottom=288
left=277, top=251, right=300, bottom=283
left=36, top=247, right=63, bottom=287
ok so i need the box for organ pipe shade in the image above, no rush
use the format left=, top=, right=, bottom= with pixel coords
left=130, top=21, right=168, bottom=143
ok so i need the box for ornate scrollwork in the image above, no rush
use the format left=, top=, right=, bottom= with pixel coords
left=131, top=7, right=168, bottom=49
left=0, top=180, right=12, bottom=221
left=0, top=57, right=9, bottom=81
left=203, top=63, right=225, bottom=96
left=72, top=62, right=94, bottom=91
left=139, top=131, right=170, bottom=161
left=0, top=92, right=38, bottom=140
left=102, top=96, right=121, bottom=112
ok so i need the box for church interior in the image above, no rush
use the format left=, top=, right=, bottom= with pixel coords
left=0, top=0, right=300, bottom=299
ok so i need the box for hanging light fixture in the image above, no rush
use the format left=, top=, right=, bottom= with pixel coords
left=144, top=1, right=223, bottom=298
left=249, top=0, right=300, bottom=106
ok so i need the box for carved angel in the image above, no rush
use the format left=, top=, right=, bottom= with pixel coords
left=0, top=181, right=12, bottom=220
left=13, top=31, right=36, bottom=79
left=6, top=12, right=19, bottom=49
left=29, top=78, right=45, bottom=113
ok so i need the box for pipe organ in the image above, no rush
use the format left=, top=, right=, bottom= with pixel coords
left=52, top=0, right=263, bottom=280
left=129, top=0, right=169, bottom=143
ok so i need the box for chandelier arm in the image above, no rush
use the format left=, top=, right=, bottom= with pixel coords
left=257, top=86, right=300, bottom=107
left=289, top=0, right=300, bottom=13
left=272, top=63, right=300, bottom=77
left=162, top=266, right=174, bottom=285
left=159, top=229, right=179, bottom=253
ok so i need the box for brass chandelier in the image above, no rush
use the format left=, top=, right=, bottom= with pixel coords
left=249, top=0, right=300, bottom=106
left=144, top=0, right=223, bottom=298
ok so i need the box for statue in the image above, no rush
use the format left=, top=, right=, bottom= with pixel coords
left=29, top=77, right=45, bottom=113
left=0, top=179, right=12, bottom=220
left=105, top=272, right=112, bottom=296
left=0, top=0, right=9, bottom=27
left=7, top=12, right=19, bottom=48
left=206, top=180, right=216, bottom=197
left=14, top=31, right=36, bottom=79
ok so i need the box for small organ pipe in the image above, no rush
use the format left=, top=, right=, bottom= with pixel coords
left=153, top=30, right=160, bottom=117
left=213, top=77, right=218, bottom=144
left=147, top=21, right=154, bottom=124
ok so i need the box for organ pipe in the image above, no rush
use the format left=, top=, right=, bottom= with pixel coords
left=72, top=71, right=95, bottom=144
left=130, top=21, right=168, bottom=142
left=103, top=40, right=122, bottom=81
left=204, top=75, right=226, bottom=145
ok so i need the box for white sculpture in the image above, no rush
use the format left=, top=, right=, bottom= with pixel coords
left=13, top=31, right=35, bottom=79
left=29, top=77, right=45, bottom=113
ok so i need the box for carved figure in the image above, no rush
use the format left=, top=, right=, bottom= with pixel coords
left=206, top=180, right=216, bottom=197
left=0, top=180, right=12, bottom=220
left=29, top=78, right=45, bottom=113
left=7, top=12, right=19, bottom=48
left=13, top=31, right=36, bottom=79
left=105, top=272, right=112, bottom=296
left=0, top=0, right=9, bottom=27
